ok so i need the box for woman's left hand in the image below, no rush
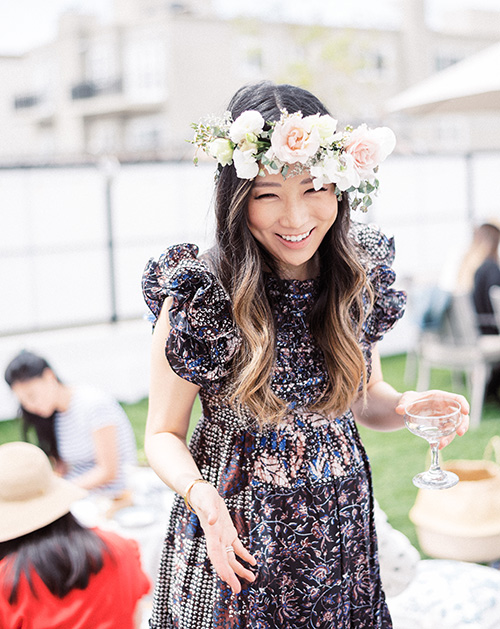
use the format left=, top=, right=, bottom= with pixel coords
left=395, top=389, right=470, bottom=448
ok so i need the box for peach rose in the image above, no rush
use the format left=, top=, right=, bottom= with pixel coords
left=270, top=113, right=321, bottom=165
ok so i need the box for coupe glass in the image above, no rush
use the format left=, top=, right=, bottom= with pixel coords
left=404, top=396, right=462, bottom=490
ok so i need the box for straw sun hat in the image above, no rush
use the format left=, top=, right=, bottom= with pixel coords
left=0, top=442, right=87, bottom=543
left=409, top=459, right=500, bottom=563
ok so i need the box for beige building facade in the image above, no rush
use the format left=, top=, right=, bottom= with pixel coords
left=1, top=0, right=500, bottom=164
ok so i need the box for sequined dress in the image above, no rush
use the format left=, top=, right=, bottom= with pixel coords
left=142, top=222, right=406, bottom=629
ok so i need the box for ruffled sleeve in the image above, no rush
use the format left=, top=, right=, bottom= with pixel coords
left=142, top=244, right=241, bottom=392
left=350, top=222, right=407, bottom=344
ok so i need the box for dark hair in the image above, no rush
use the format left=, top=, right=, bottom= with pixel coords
left=0, top=513, right=109, bottom=604
left=4, top=351, right=60, bottom=461
left=4, top=350, right=51, bottom=387
left=211, top=81, right=370, bottom=422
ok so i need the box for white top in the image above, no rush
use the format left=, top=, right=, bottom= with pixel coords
left=55, top=385, right=137, bottom=497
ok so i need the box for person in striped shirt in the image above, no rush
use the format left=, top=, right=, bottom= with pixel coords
left=4, top=350, right=137, bottom=499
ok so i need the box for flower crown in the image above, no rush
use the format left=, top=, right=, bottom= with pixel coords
left=191, top=109, right=396, bottom=212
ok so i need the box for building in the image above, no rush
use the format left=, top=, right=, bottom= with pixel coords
left=1, top=0, right=500, bottom=164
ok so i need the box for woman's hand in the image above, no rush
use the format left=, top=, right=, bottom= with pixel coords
left=188, top=481, right=257, bottom=594
left=395, top=389, right=470, bottom=448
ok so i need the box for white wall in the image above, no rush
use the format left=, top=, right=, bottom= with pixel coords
left=1, top=153, right=499, bottom=419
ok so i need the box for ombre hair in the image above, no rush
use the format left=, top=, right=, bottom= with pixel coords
left=210, top=81, right=372, bottom=424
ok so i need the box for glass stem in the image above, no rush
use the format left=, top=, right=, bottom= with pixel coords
left=429, top=442, right=441, bottom=475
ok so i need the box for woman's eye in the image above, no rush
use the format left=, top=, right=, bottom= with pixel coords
left=254, top=193, right=277, bottom=200
left=306, top=187, right=327, bottom=194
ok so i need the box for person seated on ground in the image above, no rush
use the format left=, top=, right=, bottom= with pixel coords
left=0, top=442, right=151, bottom=629
left=4, top=350, right=137, bottom=502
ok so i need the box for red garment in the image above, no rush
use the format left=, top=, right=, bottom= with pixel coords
left=0, top=528, right=151, bottom=629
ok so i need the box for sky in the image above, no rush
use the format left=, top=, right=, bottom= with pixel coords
left=1, top=0, right=500, bottom=56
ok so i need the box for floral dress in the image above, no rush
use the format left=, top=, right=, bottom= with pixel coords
left=142, top=222, right=406, bottom=629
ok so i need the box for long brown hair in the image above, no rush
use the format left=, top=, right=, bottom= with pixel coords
left=211, top=82, right=371, bottom=423
left=456, top=222, right=500, bottom=292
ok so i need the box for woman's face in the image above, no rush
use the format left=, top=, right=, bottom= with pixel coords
left=11, top=369, right=59, bottom=417
left=246, top=170, right=338, bottom=280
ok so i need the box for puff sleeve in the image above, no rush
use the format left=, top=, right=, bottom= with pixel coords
left=142, top=244, right=241, bottom=392
left=351, top=222, right=407, bottom=345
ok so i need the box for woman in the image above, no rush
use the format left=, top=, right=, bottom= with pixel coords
left=4, top=350, right=137, bottom=498
left=0, top=441, right=150, bottom=629
left=142, top=81, right=469, bottom=628
left=457, top=221, right=500, bottom=334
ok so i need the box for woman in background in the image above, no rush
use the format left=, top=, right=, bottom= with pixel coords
left=457, top=221, right=500, bottom=334
left=457, top=221, right=500, bottom=400
left=0, top=441, right=150, bottom=629
left=4, top=350, right=137, bottom=499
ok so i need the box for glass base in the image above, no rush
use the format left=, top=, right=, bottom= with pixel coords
left=412, top=469, right=459, bottom=490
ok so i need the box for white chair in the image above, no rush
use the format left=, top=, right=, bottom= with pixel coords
left=489, top=285, right=500, bottom=331
left=416, top=293, right=500, bottom=427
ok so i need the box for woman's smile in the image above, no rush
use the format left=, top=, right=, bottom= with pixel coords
left=247, top=172, right=338, bottom=279
left=276, top=228, right=314, bottom=244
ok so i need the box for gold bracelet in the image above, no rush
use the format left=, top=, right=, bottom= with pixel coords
left=183, top=478, right=212, bottom=513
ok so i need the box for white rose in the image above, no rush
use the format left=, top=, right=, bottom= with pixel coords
left=238, top=134, right=259, bottom=154
left=230, top=111, right=265, bottom=144
left=207, top=138, right=234, bottom=166
left=232, top=148, right=260, bottom=179
left=315, top=153, right=361, bottom=191
left=313, top=114, right=338, bottom=148
left=309, top=167, right=326, bottom=191
left=371, top=126, right=397, bottom=161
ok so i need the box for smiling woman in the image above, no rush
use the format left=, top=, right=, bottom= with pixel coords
left=141, top=80, right=469, bottom=629
left=247, top=174, right=338, bottom=280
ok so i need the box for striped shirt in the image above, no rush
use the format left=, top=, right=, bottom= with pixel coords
left=55, top=385, right=137, bottom=497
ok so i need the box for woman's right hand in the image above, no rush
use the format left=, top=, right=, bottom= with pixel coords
left=188, top=481, right=257, bottom=594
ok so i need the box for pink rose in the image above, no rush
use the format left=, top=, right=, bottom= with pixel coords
left=270, top=113, right=320, bottom=165
left=345, top=124, right=396, bottom=178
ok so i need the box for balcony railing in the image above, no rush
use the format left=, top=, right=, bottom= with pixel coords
left=71, top=78, right=123, bottom=101
left=14, top=94, right=41, bottom=110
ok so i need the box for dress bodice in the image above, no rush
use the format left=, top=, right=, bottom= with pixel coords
left=265, top=276, right=327, bottom=408
left=141, top=222, right=406, bottom=409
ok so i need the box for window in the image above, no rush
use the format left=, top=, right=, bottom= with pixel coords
left=124, top=35, right=167, bottom=100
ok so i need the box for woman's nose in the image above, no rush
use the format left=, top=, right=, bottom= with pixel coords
left=280, top=198, right=309, bottom=229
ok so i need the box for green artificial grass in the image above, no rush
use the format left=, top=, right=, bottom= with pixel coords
left=2, top=353, right=500, bottom=554
left=0, top=418, right=23, bottom=443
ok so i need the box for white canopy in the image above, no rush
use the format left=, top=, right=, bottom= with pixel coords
left=387, top=41, right=500, bottom=114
